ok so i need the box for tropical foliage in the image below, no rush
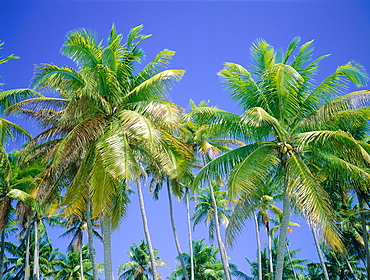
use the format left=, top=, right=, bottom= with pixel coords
left=0, top=25, right=369, bottom=280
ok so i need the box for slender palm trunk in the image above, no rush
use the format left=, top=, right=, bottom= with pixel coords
left=209, top=182, right=232, bottom=280
left=102, top=216, right=114, bottom=280
left=79, top=244, right=84, bottom=280
left=167, top=180, right=189, bottom=280
left=309, top=222, right=329, bottom=280
left=185, top=188, right=195, bottom=280
left=266, top=221, right=274, bottom=280
left=275, top=189, right=290, bottom=280
left=343, top=254, right=358, bottom=279
left=24, top=224, right=31, bottom=280
left=253, top=212, right=262, bottom=280
left=86, top=195, right=99, bottom=280
left=0, top=227, right=5, bottom=280
left=137, top=180, right=158, bottom=280
left=33, top=218, right=40, bottom=280
left=286, top=244, right=298, bottom=280
left=357, top=193, right=370, bottom=280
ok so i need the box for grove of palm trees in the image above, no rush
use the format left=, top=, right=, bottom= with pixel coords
left=1, top=2, right=370, bottom=279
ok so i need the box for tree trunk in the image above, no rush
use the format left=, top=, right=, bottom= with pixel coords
left=209, top=182, right=232, bottom=280
left=33, top=218, right=40, bottom=280
left=309, top=222, right=329, bottom=280
left=267, top=221, right=274, bottom=280
left=275, top=190, right=290, bottom=280
left=343, top=254, right=358, bottom=279
left=86, top=195, right=99, bottom=280
left=286, top=244, right=298, bottom=280
left=137, top=180, right=158, bottom=280
left=0, top=225, right=5, bottom=280
left=167, top=180, right=189, bottom=280
left=185, top=188, right=195, bottom=280
left=79, top=244, right=84, bottom=280
left=102, top=216, right=114, bottom=280
left=24, top=224, right=31, bottom=280
left=357, top=193, right=370, bottom=280
left=253, top=212, right=262, bottom=280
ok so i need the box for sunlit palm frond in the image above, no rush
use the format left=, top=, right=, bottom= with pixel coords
left=227, top=144, right=280, bottom=202
left=5, top=97, right=67, bottom=117
left=193, top=143, right=262, bottom=191
left=125, top=69, right=185, bottom=103
left=218, top=62, right=268, bottom=111
left=0, top=118, right=32, bottom=145
left=303, top=61, right=368, bottom=109
left=286, top=154, right=343, bottom=251
left=260, top=63, right=304, bottom=123
left=0, top=89, right=42, bottom=111
left=60, top=28, right=101, bottom=70
left=250, top=38, right=275, bottom=76
left=31, top=64, right=85, bottom=92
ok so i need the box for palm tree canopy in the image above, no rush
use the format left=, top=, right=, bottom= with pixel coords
left=194, top=37, right=370, bottom=251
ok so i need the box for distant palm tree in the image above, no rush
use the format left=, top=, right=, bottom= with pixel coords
left=49, top=244, right=94, bottom=280
left=169, top=239, right=228, bottom=280
left=118, top=240, right=168, bottom=280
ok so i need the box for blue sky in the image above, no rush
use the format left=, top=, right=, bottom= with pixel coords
left=1, top=0, right=370, bottom=278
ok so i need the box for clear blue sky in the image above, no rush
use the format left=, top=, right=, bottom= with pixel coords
left=1, top=0, right=370, bottom=278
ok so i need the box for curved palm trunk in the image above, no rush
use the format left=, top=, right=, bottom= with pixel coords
left=253, top=212, right=262, bottom=280
left=266, top=222, right=274, bottom=280
left=0, top=227, right=5, bottom=280
left=137, top=181, right=158, bottom=280
left=209, top=182, right=231, bottom=280
left=167, top=180, right=189, bottom=280
left=33, top=218, right=40, bottom=280
left=185, top=188, right=195, bottom=280
left=357, top=193, right=370, bottom=280
left=102, top=216, right=114, bottom=280
left=86, top=195, right=99, bottom=280
left=309, top=222, right=329, bottom=280
left=24, top=225, right=31, bottom=280
left=79, top=244, right=84, bottom=280
left=275, top=190, right=290, bottom=280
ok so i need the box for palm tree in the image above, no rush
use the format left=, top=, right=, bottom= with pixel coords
left=183, top=99, right=244, bottom=280
left=194, top=37, right=370, bottom=280
left=169, top=239, right=230, bottom=280
left=6, top=24, right=187, bottom=280
left=226, top=179, right=284, bottom=280
left=118, top=240, right=168, bottom=280
left=192, top=182, right=231, bottom=242
left=59, top=213, right=102, bottom=280
left=248, top=237, right=308, bottom=280
left=49, top=244, right=95, bottom=280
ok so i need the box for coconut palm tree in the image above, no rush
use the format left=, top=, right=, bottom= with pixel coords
left=182, top=99, right=244, bottom=280
left=5, top=24, right=188, bottom=280
left=48, top=244, right=95, bottom=280
left=169, top=239, right=229, bottom=280
left=194, top=37, right=370, bottom=280
left=118, top=240, right=168, bottom=280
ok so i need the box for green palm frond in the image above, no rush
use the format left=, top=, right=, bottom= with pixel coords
left=31, top=64, right=85, bottom=92
left=286, top=154, right=343, bottom=251
left=250, top=38, right=275, bottom=76
left=227, top=144, right=280, bottom=201
left=218, top=62, right=268, bottom=111
left=60, top=28, right=101, bottom=69
left=0, top=89, right=42, bottom=111
left=260, top=63, right=304, bottom=123
left=125, top=69, right=185, bottom=103
left=0, top=118, right=32, bottom=145
left=303, top=61, right=368, bottom=108
left=193, top=143, right=261, bottom=191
